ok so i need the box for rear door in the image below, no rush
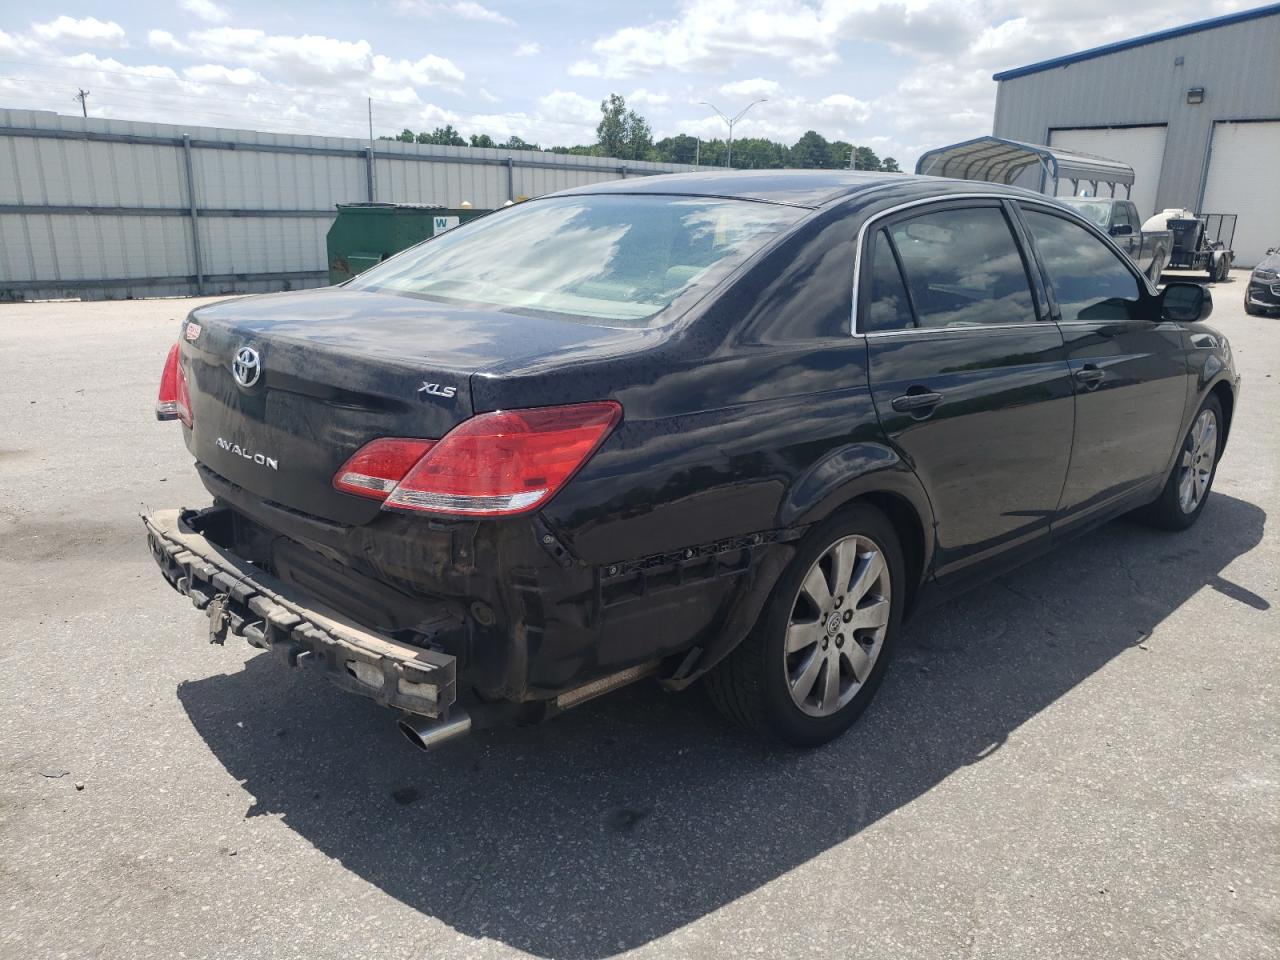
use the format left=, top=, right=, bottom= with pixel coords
left=1015, top=202, right=1188, bottom=529
left=859, top=199, right=1075, bottom=579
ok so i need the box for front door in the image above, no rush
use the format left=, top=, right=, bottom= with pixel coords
left=859, top=200, right=1076, bottom=579
left=1016, top=203, right=1188, bottom=528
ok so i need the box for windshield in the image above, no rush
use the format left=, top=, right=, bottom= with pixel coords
left=1062, top=199, right=1111, bottom=228
left=345, top=194, right=804, bottom=327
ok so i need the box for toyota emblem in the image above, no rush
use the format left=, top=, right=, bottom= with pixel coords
left=232, top=346, right=261, bottom=388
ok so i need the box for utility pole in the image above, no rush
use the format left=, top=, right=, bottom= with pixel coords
left=367, top=97, right=376, bottom=202
left=74, top=89, right=89, bottom=117
left=698, top=98, right=767, bottom=169
left=694, top=137, right=700, bottom=167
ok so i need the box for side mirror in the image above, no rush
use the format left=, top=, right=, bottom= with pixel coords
left=1161, top=281, right=1213, bottom=323
left=1110, top=223, right=1134, bottom=237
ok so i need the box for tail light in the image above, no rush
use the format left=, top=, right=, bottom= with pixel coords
left=333, top=438, right=435, bottom=499
left=333, top=401, right=622, bottom=517
left=156, top=343, right=193, bottom=427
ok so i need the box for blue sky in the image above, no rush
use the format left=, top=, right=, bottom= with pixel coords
left=0, top=0, right=1250, bottom=166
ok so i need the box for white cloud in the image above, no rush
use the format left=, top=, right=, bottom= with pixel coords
left=628, top=88, right=670, bottom=107
left=450, top=1, right=514, bottom=25
left=179, top=0, right=230, bottom=23
left=31, top=16, right=126, bottom=47
left=718, top=77, right=780, bottom=98
left=537, top=89, right=599, bottom=126
left=188, top=27, right=465, bottom=88
left=393, top=0, right=515, bottom=25
left=147, top=30, right=190, bottom=55
left=183, top=64, right=266, bottom=85
left=567, top=60, right=600, bottom=77
left=514, top=41, right=540, bottom=56
left=478, top=87, right=499, bottom=103
left=60, top=53, right=181, bottom=85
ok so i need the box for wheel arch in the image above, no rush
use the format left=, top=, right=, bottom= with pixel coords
left=776, top=441, right=935, bottom=614
left=1209, top=377, right=1236, bottom=445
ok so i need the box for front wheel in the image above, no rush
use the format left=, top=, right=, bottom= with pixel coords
left=704, top=504, right=905, bottom=747
left=1137, top=395, right=1223, bottom=530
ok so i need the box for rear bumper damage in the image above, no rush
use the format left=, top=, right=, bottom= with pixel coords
left=143, top=507, right=459, bottom=722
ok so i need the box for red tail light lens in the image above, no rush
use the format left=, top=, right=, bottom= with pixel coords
left=379, top=401, right=622, bottom=516
left=156, top=342, right=193, bottom=427
left=333, top=438, right=436, bottom=499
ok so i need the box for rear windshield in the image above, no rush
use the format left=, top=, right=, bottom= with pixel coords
left=345, top=194, right=804, bottom=327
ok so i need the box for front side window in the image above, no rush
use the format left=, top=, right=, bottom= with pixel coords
left=346, top=195, right=803, bottom=327
left=1023, top=208, right=1142, bottom=323
left=886, top=207, right=1037, bottom=329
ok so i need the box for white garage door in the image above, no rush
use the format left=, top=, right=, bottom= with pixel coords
left=1201, top=120, right=1280, bottom=268
left=1049, top=126, right=1168, bottom=222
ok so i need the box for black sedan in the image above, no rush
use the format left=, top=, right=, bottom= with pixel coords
left=146, top=171, right=1241, bottom=750
left=1245, top=245, right=1280, bottom=315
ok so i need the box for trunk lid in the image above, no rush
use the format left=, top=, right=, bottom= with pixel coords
left=181, top=287, right=643, bottom=525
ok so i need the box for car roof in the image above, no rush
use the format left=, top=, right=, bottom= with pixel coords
left=555, top=170, right=1042, bottom=209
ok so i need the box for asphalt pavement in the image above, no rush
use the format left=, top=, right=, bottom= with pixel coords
left=1, top=273, right=1276, bottom=960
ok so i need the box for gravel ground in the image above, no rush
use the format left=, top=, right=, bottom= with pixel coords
left=1, top=274, right=1276, bottom=960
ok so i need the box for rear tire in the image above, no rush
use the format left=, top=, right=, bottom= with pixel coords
left=704, top=504, right=905, bottom=747
left=1137, top=395, right=1223, bottom=531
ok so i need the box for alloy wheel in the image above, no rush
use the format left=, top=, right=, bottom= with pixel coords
left=783, top=534, right=891, bottom=717
left=1178, top=408, right=1218, bottom=514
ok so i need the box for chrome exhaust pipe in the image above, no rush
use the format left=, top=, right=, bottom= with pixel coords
left=397, top=707, right=472, bottom=752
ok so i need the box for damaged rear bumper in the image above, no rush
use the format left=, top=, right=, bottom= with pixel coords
left=143, top=507, right=457, bottom=720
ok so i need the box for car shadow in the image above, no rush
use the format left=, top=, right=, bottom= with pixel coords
left=176, top=493, right=1266, bottom=959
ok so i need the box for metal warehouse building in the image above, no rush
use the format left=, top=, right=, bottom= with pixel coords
left=990, top=2, right=1280, bottom=266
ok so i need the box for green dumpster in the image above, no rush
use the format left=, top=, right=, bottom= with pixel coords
left=326, top=203, right=487, bottom=284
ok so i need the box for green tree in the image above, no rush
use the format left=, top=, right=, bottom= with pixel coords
left=416, top=125, right=466, bottom=146
left=395, top=128, right=415, bottom=143
left=790, top=130, right=830, bottom=168
left=654, top=134, right=700, bottom=164
left=597, top=93, right=628, bottom=158
left=731, top=137, right=785, bottom=169
left=501, top=134, right=539, bottom=151
left=469, top=133, right=496, bottom=148
left=596, top=93, right=654, bottom=160
left=852, top=145, right=880, bottom=171
left=880, top=156, right=901, bottom=173
left=827, top=140, right=853, bottom=169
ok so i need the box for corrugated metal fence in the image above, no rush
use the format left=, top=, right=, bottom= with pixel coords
left=0, top=109, right=698, bottom=300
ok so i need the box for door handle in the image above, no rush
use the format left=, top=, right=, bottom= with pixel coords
left=1074, top=365, right=1105, bottom=387
left=891, top=391, right=944, bottom=413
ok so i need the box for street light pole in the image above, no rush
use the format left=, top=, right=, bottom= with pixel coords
left=698, top=98, right=767, bottom=169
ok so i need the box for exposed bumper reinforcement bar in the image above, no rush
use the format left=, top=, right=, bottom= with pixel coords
left=143, top=508, right=457, bottom=720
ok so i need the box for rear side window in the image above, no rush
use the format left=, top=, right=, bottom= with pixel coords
left=887, top=207, right=1037, bottom=329
left=1023, top=209, right=1142, bottom=323
left=864, top=230, right=915, bottom=332
left=1113, top=203, right=1132, bottom=228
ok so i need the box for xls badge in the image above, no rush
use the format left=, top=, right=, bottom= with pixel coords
left=418, top=381, right=457, bottom=399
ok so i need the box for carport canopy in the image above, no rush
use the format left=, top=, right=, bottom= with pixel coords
left=914, top=136, right=1135, bottom=198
